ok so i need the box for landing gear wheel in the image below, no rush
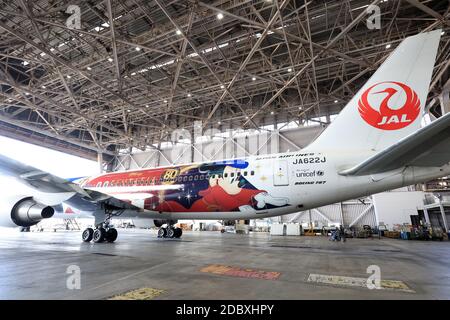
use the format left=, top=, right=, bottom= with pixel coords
left=105, top=228, right=118, bottom=243
left=158, top=227, right=167, bottom=238
left=174, top=228, right=182, bottom=238
left=93, top=228, right=106, bottom=243
left=82, top=228, right=94, bottom=242
left=167, top=227, right=175, bottom=238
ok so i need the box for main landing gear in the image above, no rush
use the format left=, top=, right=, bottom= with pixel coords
left=157, top=225, right=182, bottom=239
left=82, top=213, right=118, bottom=243
left=82, top=226, right=118, bottom=243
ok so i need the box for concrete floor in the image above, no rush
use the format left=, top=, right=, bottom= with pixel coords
left=0, top=228, right=449, bottom=300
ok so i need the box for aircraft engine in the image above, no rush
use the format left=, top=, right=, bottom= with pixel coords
left=0, top=196, right=55, bottom=228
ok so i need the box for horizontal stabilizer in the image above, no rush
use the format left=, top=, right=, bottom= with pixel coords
left=340, top=112, right=450, bottom=176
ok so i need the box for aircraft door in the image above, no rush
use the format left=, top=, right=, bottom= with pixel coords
left=273, top=160, right=289, bottom=186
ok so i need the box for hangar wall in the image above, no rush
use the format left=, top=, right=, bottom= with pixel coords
left=276, top=200, right=376, bottom=229
left=114, top=125, right=324, bottom=170
left=372, top=191, right=424, bottom=229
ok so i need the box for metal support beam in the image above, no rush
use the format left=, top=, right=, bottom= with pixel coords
left=349, top=204, right=374, bottom=228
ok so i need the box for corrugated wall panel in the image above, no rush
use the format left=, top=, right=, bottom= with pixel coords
left=280, top=202, right=376, bottom=228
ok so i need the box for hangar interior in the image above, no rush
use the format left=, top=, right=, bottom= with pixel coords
left=0, top=0, right=450, bottom=300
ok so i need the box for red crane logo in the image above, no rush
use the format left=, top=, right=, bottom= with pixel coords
left=358, top=81, right=420, bottom=130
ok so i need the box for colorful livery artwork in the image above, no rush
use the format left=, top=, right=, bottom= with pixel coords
left=83, top=160, right=290, bottom=213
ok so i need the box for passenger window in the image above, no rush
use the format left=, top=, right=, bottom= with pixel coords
left=251, top=171, right=255, bottom=176
left=183, top=176, right=187, bottom=182
left=103, top=181, right=109, bottom=187
left=237, top=172, right=241, bottom=177
left=194, top=175, right=198, bottom=181
left=96, top=182, right=102, bottom=188
left=189, top=176, right=193, bottom=181
left=224, top=173, right=228, bottom=178
left=243, top=171, right=247, bottom=176
left=230, top=173, right=235, bottom=177
left=200, top=175, right=204, bottom=180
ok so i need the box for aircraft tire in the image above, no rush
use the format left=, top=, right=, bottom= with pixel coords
left=167, top=227, right=175, bottom=238
left=93, top=228, right=106, bottom=243
left=174, top=228, right=182, bottom=238
left=158, top=227, right=167, bottom=238
left=106, top=228, right=118, bottom=243
left=82, top=228, right=94, bottom=242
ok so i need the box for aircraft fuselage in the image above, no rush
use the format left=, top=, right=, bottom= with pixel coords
left=77, top=150, right=450, bottom=221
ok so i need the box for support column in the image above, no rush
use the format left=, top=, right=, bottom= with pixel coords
left=97, top=151, right=103, bottom=174
left=439, top=202, right=448, bottom=232
left=439, top=79, right=450, bottom=115
left=423, top=207, right=430, bottom=224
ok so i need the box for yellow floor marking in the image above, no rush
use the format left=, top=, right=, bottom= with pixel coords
left=108, top=287, right=165, bottom=300
left=307, top=273, right=415, bottom=293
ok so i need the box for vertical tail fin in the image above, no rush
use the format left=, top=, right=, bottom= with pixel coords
left=306, top=30, right=441, bottom=152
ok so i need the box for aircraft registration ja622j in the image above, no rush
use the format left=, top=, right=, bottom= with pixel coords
left=1, top=30, right=450, bottom=243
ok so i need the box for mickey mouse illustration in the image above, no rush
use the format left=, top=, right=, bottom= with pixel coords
left=148, top=160, right=289, bottom=212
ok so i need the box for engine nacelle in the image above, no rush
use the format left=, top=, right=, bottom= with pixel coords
left=0, top=196, right=55, bottom=228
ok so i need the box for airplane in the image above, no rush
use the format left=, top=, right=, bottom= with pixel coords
left=1, top=30, right=449, bottom=243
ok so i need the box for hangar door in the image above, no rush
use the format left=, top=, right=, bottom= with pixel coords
left=274, top=160, right=289, bottom=186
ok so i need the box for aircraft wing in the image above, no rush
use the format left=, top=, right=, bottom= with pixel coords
left=340, top=112, right=450, bottom=176
left=0, top=153, right=140, bottom=211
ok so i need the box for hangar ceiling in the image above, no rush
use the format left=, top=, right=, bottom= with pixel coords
left=0, top=0, right=449, bottom=160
